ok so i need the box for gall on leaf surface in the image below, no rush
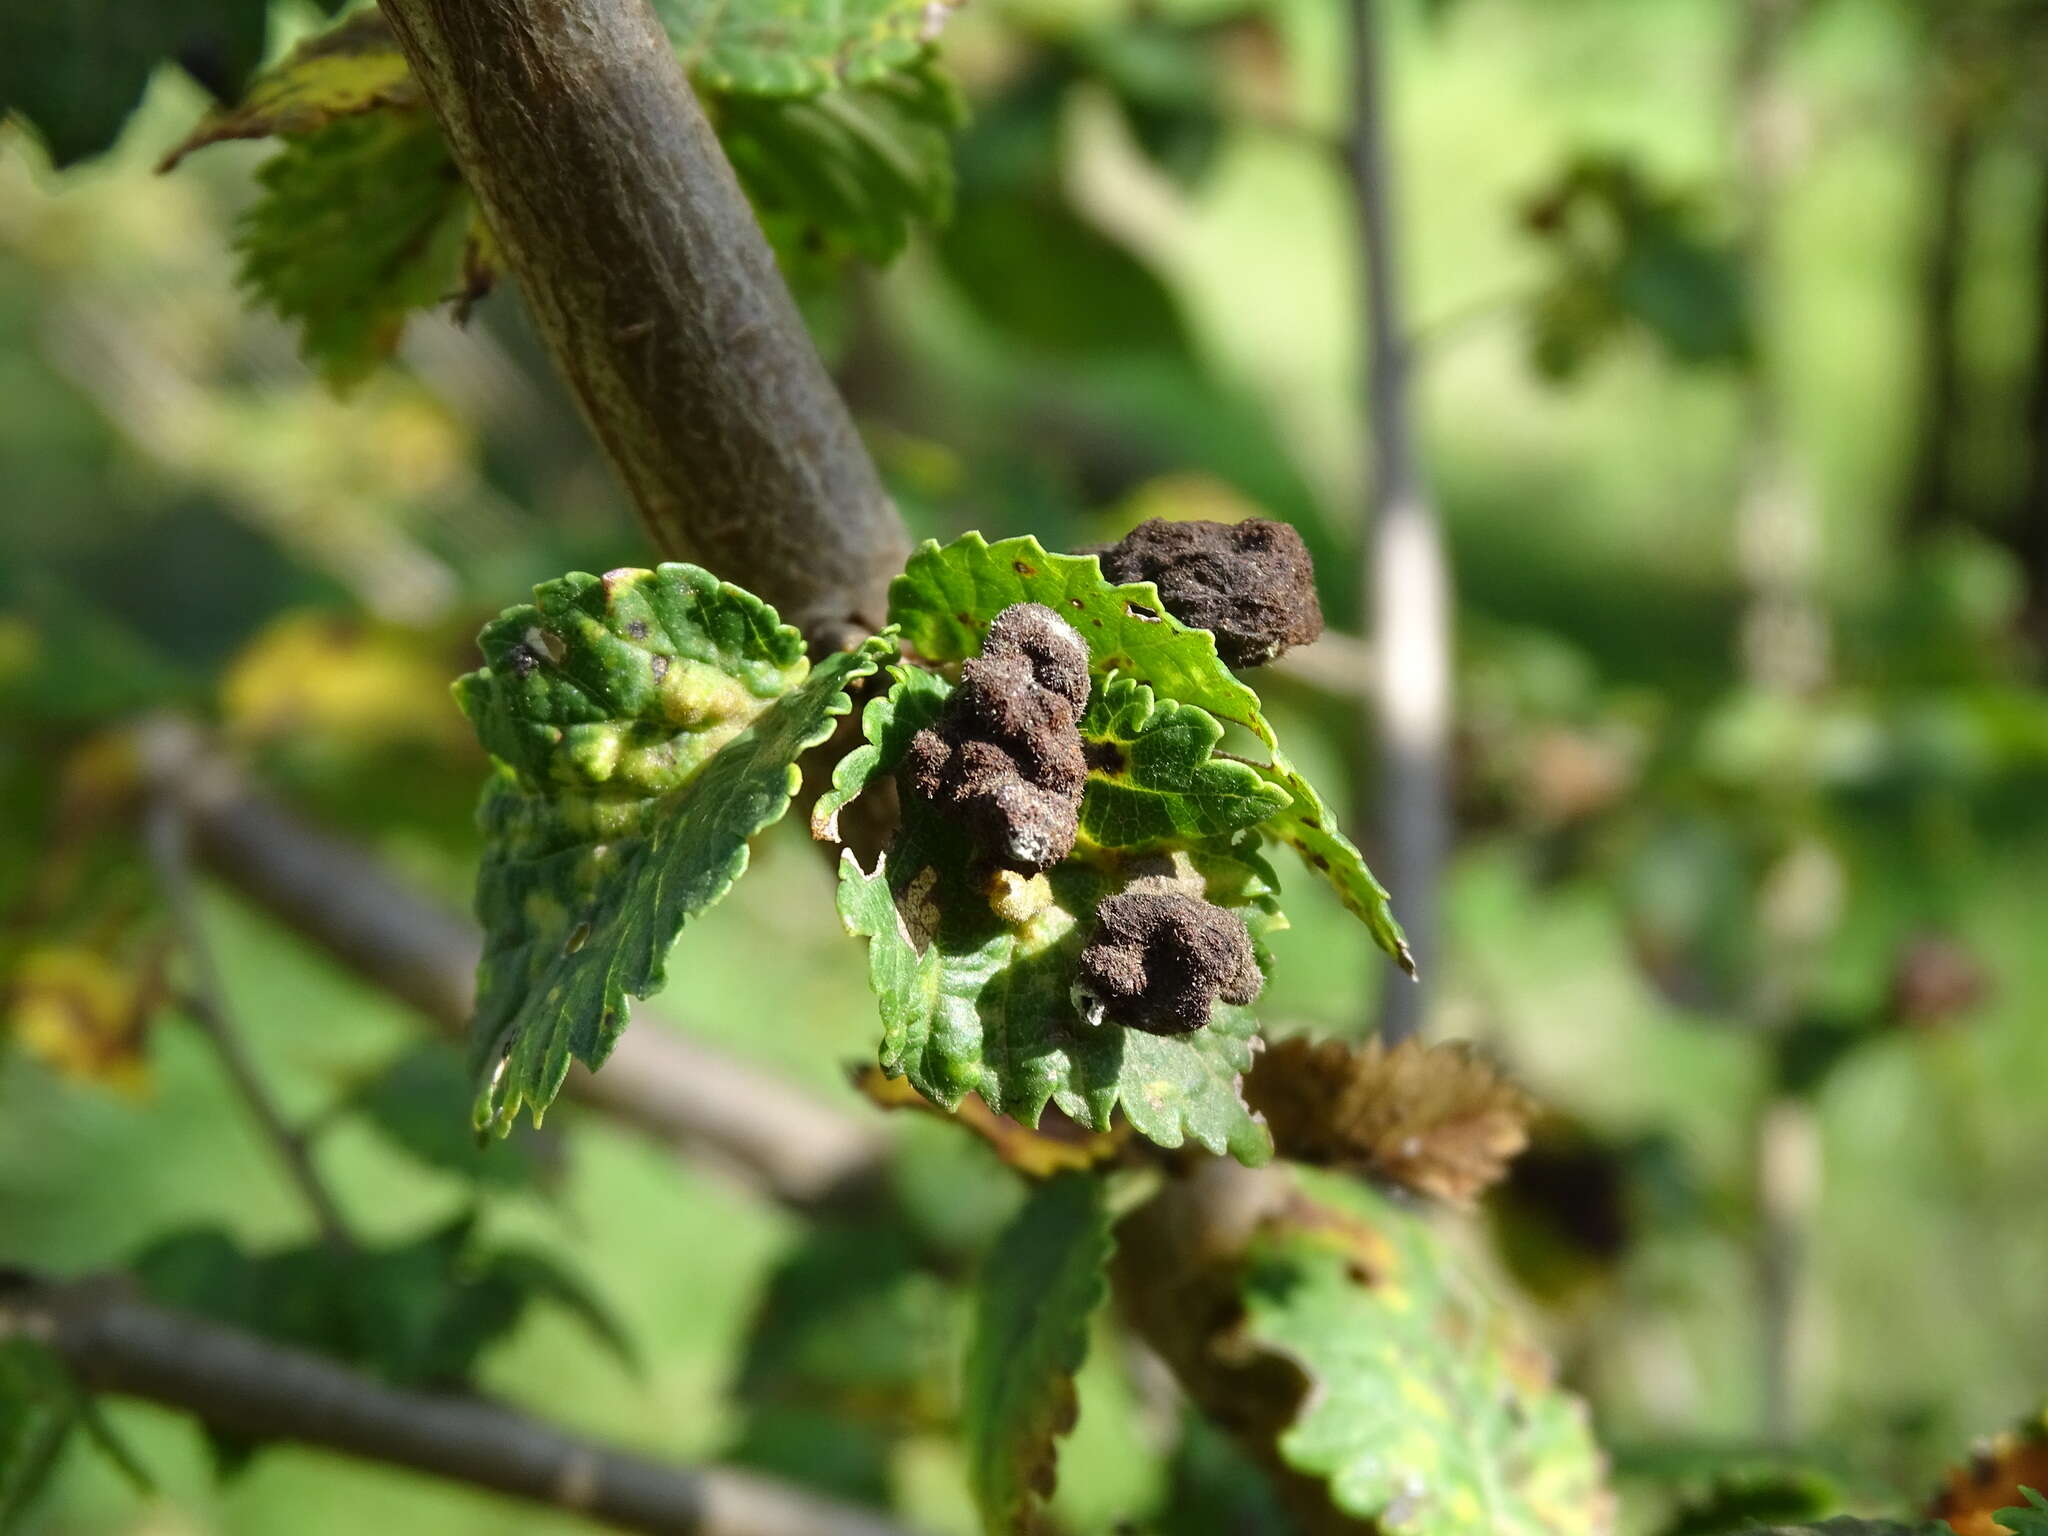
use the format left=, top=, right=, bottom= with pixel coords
left=828, top=665, right=1275, bottom=1162
left=455, top=562, right=889, bottom=1132
left=888, top=532, right=1411, bottom=972
left=964, top=1174, right=1115, bottom=1535
left=1241, top=1171, right=1612, bottom=1536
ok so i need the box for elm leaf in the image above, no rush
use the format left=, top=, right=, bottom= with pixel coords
left=456, top=562, right=888, bottom=1132
left=1241, top=1172, right=1612, bottom=1536
left=889, top=532, right=1411, bottom=972
left=964, top=1174, right=1115, bottom=1535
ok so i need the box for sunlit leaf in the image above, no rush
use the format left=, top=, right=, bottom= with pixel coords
left=831, top=662, right=1276, bottom=1161
left=456, top=563, right=890, bottom=1131
left=1076, top=676, right=1291, bottom=851
left=889, top=532, right=1409, bottom=971
left=964, top=1174, right=1115, bottom=1535
left=1241, top=1173, right=1612, bottom=1536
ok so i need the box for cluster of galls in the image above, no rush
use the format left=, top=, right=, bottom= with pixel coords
left=903, top=599, right=1267, bottom=1036
left=904, top=602, right=1091, bottom=873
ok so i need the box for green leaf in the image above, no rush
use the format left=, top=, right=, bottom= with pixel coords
left=655, top=0, right=952, bottom=95
left=352, top=1043, right=541, bottom=1188
left=835, top=796, right=1276, bottom=1161
left=0, top=0, right=279, bottom=166
left=130, top=1220, right=634, bottom=1397
left=235, top=110, right=474, bottom=389
left=1999, top=1490, right=2048, bottom=1535
left=1241, top=1172, right=1611, bottom=1536
left=720, top=59, right=962, bottom=279
left=0, top=1340, right=74, bottom=1527
left=889, top=533, right=1410, bottom=971
left=1076, top=675, right=1291, bottom=851
left=964, top=1174, right=1115, bottom=1536
left=456, top=562, right=889, bottom=1132
left=158, top=11, right=421, bottom=169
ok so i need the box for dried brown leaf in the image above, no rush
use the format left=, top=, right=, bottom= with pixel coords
left=1244, top=1036, right=1537, bottom=1205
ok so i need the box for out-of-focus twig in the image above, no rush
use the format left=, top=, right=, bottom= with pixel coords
left=134, top=719, right=888, bottom=1215
left=1348, top=0, right=1448, bottom=1043
left=142, top=788, right=357, bottom=1252
left=0, top=1274, right=918, bottom=1536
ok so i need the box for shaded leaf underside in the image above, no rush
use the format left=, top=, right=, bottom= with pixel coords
left=964, top=1174, right=1115, bottom=1535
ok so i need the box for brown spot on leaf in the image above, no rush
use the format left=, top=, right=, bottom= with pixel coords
left=564, top=922, right=591, bottom=955
left=1013, top=560, right=1037, bottom=576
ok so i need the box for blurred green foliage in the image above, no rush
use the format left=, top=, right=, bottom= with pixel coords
left=6, top=0, right=2048, bottom=1532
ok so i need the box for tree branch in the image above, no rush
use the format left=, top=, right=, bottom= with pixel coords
left=0, top=1277, right=916, bottom=1536
left=376, top=0, right=910, bottom=643
left=136, top=720, right=888, bottom=1215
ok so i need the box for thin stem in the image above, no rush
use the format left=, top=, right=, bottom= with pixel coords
left=143, top=795, right=356, bottom=1252
left=1348, top=0, right=1449, bottom=1043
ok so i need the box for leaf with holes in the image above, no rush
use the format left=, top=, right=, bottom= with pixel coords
left=456, top=562, right=888, bottom=1131
left=889, top=532, right=1410, bottom=971
left=965, top=1174, right=1115, bottom=1535
left=1241, top=1172, right=1612, bottom=1536
left=827, top=661, right=1277, bottom=1161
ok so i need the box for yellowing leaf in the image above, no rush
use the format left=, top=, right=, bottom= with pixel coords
left=5, top=942, right=166, bottom=1097
left=851, top=1065, right=1124, bottom=1178
left=159, top=12, right=421, bottom=171
left=221, top=610, right=465, bottom=750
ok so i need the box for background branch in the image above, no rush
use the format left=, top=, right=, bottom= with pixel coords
left=137, top=720, right=888, bottom=1215
left=377, top=0, right=910, bottom=643
left=0, top=1277, right=916, bottom=1536
left=1349, top=0, right=1449, bottom=1043
left=142, top=790, right=357, bottom=1252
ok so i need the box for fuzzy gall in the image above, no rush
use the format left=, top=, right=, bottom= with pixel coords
left=903, top=603, right=1092, bottom=872
left=1097, top=517, right=1323, bottom=669
left=1075, top=876, right=1263, bottom=1034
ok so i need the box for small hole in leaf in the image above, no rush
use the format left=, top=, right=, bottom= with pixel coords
left=1013, top=560, right=1036, bottom=576
left=565, top=922, right=591, bottom=954
left=1124, top=601, right=1161, bottom=622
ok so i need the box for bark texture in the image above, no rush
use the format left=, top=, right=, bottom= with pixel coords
left=379, top=0, right=909, bottom=642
